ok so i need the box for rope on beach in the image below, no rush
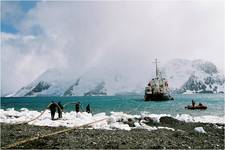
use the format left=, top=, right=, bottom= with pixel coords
left=63, top=102, right=77, bottom=107
left=15, top=109, right=48, bottom=125
left=15, top=101, right=88, bottom=125
left=15, top=103, right=63, bottom=125
left=2, top=118, right=108, bottom=149
left=63, top=102, right=85, bottom=112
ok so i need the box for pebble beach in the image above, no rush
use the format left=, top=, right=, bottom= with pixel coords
left=1, top=117, right=224, bottom=149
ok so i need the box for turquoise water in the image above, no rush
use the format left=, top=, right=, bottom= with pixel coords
left=1, top=94, right=224, bottom=117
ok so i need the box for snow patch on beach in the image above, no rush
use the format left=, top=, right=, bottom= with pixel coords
left=0, top=108, right=224, bottom=131
left=174, top=114, right=225, bottom=124
left=194, top=127, right=207, bottom=133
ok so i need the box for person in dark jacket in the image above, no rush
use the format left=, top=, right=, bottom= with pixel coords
left=192, top=100, right=195, bottom=107
left=86, top=104, right=91, bottom=113
left=57, top=101, right=63, bottom=118
left=48, top=101, right=58, bottom=120
left=198, top=102, right=203, bottom=106
left=75, top=102, right=80, bottom=113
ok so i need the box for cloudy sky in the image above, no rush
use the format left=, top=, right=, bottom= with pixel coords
left=1, top=0, right=224, bottom=95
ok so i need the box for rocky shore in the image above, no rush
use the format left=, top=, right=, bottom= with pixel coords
left=1, top=117, right=224, bottom=149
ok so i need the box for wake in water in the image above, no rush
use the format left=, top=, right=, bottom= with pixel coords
left=0, top=108, right=224, bottom=131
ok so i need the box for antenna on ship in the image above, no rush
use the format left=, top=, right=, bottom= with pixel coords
left=153, top=58, right=160, bottom=78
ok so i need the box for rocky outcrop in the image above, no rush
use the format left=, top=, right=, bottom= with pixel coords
left=63, top=78, right=80, bottom=96
left=24, top=81, right=51, bottom=96
left=179, top=74, right=224, bottom=94
left=84, top=82, right=107, bottom=96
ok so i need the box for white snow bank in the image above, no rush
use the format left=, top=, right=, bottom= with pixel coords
left=175, top=114, right=225, bottom=124
left=138, top=121, right=175, bottom=131
left=194, top=127, right=206, bottom=133
left=0, top=109, right=134, bottom=130
left=158, top=126, right=175, bottom=131
left=137, top=121, right=158, bottom=131
left=0, top=108, right=224, bottom=131
left=214, top=124, right=223, bottom=129
left=194, top=115, right=225, bottom=124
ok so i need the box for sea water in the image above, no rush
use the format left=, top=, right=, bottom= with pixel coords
left=0, top=94, right=224, bottom=129
left=1, top=94, right=224, bottom=116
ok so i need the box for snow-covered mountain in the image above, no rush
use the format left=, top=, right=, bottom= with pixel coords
left=61, top=67, right=145, bottom=96
left=11, top=67, right=145, bottom=97
left=161, top=59, right=224, bottom=94
left=12, top=68, right=74, bottom=97
left=8, top=59, right=224, bottom=97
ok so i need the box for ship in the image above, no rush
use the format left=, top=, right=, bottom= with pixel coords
left=144, top=58, right=174, bottom=101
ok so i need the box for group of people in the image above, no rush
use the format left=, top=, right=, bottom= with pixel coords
left=74, top=102, right=91, bottom=113
left=48, top=101, right=91, bottom=120
left=191, top=100, right=203, bottom=107
left=48, top=101, right=64, bottom=120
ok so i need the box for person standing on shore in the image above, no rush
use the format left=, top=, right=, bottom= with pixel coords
left=86, top=104, right=91, bottom=113
left=75, top=102, right=80, bottom=113
left=57, top=101, right=63, bottom=118
left=48, top=101, right=58, bottom=120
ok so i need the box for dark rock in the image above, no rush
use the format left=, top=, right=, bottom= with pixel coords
left=63, top=78, right=80, bottom=96
left=84, top=82, right=107, bottom=96
left=160, top=116, right=181, bottom=125
left=143, top=116, right=154, bottom=125
left=123, top=118, right=136, bottom=127
left=104, top=141, right=119, bottom=149
left=25, top=81, right=51, bottom=96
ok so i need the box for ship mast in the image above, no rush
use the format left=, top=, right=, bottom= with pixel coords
left=153, top=58, right=160, bottom=78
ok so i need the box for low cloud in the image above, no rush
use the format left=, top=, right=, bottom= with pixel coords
left=1, top=1, right=224, bottom=95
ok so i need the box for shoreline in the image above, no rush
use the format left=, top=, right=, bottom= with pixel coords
left=1, top=117, right=224, bottom=149
left=1, top=108, right=224, bottom=127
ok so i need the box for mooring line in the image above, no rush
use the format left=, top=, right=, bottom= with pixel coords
left=15, top=102, right=73, bottom=125
left=2, top=117, right=108, bottom=149
left=15, top=109, right=48, bottom=125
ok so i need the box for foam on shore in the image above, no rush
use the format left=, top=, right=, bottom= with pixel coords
left=0, top=108, right=224, bottom=131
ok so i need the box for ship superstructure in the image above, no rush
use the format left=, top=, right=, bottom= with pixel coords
left=144, top=58, right=174, bottom=101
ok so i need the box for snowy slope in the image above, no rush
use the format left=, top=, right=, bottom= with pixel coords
left=63, top=67, right=145, bottom=96
left=9, top=59, right=224, bottom=97
left=161, top=59, right=224, bottom=93
left=11, top=67, right=145, bottom=97
left=12, top=68, right=76, bottom=97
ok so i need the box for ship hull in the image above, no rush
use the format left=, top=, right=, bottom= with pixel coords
left=144, top=93, right=174, bottom=101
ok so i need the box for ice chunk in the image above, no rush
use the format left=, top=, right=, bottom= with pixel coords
left=194, top=127, right=206, bottom=133
left=158, top=126, right=175, bottom=131
left=110, top=122, right=131, bottom=130
left=175, top=114, right=195, bottom=122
